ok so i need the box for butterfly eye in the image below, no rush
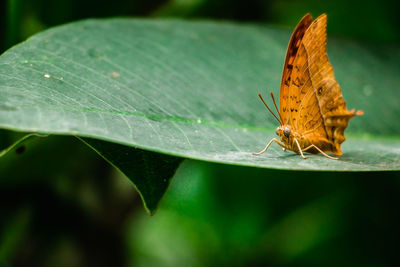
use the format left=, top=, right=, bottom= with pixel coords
left=275, top=127, right=279, bottom=135
left=283, top=127, right=291, bottom=137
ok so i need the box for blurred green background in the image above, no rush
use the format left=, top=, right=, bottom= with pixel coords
left=1, top=0, right=400, bottom=266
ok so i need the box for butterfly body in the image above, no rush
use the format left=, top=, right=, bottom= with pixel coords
left=275, top=125, right=327, bottom=155
left=254, top=13, right=363, bottom=159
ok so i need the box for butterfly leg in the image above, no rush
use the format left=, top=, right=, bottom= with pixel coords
left=294, top=138, right=307, bottom=159
left=302, top=144, right=339, bottom=160
left=252, top=138, right=286, bottom=156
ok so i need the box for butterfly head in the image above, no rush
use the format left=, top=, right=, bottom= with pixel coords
left=276, top=125, right=292, bottom=140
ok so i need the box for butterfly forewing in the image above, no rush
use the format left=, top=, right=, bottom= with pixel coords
left=291, top=14, right=331, bottom=141
left=279, top=14, right=312, bottom=125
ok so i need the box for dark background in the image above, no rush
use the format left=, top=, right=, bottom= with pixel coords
left=1, top=0, right=399, bottom=266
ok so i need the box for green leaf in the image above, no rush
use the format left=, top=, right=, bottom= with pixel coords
left=0, top=19, right=399, bottom=210
left=0, top=133, right=39, bottom=157
left=79, top=137, right=182, bottom=214
left=0, top=133, right=181, bottom=214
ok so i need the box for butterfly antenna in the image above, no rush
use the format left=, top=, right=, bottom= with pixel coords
left=270, top=92, right=283, bottom=125
left=257, top=93, right=281, bottom=124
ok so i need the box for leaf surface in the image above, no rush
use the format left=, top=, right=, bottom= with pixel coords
left=0, top=19, right=399, bottom=177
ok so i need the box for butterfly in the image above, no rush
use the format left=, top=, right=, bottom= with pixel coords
left=253, top=13, right=363, bottom=160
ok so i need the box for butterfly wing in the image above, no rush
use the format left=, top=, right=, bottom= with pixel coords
left=279, top=14, right=312, bottom=125
left=289, top=14, right=361, bottom=155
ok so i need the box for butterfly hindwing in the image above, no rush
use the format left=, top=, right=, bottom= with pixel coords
left=281, top=14, right=347, bottom=154
left=297, top=14, right=360, bottom=155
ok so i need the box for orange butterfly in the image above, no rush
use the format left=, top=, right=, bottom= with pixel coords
left=253, top=13, right=363, bottom=160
